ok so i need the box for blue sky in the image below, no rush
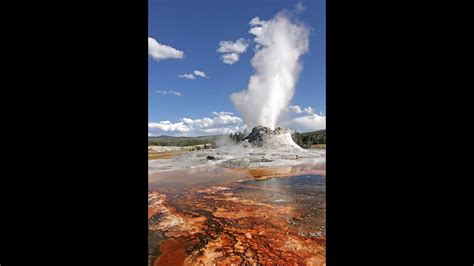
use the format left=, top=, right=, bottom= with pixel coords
left=149, top=0, right=325, bottom=136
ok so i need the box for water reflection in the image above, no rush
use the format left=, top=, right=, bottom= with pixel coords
left=149, top=161, right=325, bottom=190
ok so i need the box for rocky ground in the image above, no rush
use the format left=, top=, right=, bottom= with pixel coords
left=148, top=146, right=183, bottom=152
left=149, top=146, right=325, bottom=172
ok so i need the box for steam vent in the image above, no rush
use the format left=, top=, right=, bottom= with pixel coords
left=243, top=125, right=304, bottom=151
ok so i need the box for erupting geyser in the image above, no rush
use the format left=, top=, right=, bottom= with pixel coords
left=230, top=11, right=310, bottom=130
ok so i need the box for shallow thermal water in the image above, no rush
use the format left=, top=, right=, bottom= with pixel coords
left=148, top=161, right=326, bottom=265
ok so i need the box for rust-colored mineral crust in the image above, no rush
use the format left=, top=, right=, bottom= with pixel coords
left=148, top=170, right=326, bottom=266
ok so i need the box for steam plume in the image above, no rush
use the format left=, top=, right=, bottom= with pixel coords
left=230, top=11, right=309, bottom=129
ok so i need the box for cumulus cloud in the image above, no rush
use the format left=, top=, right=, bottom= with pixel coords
left=281, top=114, right=326, bottom=132
left=288, top=105, right=314, bottom=114
left=289, top=105, right=303, bottom=114
left=193, top=70, right=207, bottom=78
left=295, top=2, right=306, bottom=13
left=182, top=113, right=242, bottom=128
left=156, top=90, right=182, bottom=96
left=178, top=73, right=196, bottom=80
left=282, top=105, right=324, bottom=131
left=217, top=38, right=249, bottom=53
left=179, top=70, right=208, bottom=80
left=148, top=37, right=184, bottom=61
left=304, top=107, right=315, bottom=114
left=149, top=112, right=244, bottom=136
left=148, top=121, right=190, bottom=132
left=213, top=114, right=243, bottom=125
left=212, top=111, right=234, bottom=116
left=217, top=38, right=249, bottom=64
left=182, top=117, right=215, bottom=128
left=182, top=117, right=194, bottom=124
left=221, top=53, right=240, bottom=64
left=201, top=126, right=242, bottom=135
left=249, top=17, right=265, bottom=26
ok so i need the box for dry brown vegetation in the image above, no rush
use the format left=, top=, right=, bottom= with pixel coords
left=310, top=144, right=326, bottom=149
left=148, top=150, right=187, bottom=160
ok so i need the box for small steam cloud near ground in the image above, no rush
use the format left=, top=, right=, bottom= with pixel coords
left=230, top=10, right=310, bottom=130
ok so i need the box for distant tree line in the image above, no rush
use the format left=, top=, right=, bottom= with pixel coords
left=229, top=131, right=245, bottom=143
left=148, top=138, right=216, bottom=147
left=292, top=130, right=326, bottom=148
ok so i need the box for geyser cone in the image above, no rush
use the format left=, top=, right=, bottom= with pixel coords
left=243, top=125, right=304, bottom=151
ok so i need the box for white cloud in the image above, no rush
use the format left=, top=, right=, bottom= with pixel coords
left=288, top=105, right=315, bottom=115
left=148, top=37, right=184, bottom=61
left=149, top=112, right=244, bottom=136
left=201, top=126, right=242, bottom=135
left=182, top=117, right=194, bottom=124
left=303, top=106, right=314, bottom=114
left=281, top=114, right=326, bottom=132
left=182, top=117, right=214, bottom=128
left=282, top=104, right=324, bottom=131
left=221, top=53, right=240, bottom=64
left=217, top=38, right=248, bottom=54
left=179, top=70, right=207, bottom=80
left=248, top=25, right=264, bottom=38
left=213, top=114, right=243, bottom=125
left=217, top=38, right=248, bottom=64
left=289, top=105, right=303, bottom=114
left=212, top=111, right=234, bottom=116
left=193, top=70, right=207, bottom=78
left=178, top=73, right=195, bottom=79
left=148, top=121, right=191, bottom=132
left=156, top=90, right=182, bottom=96
left=181, top=113, right=242, bottom=128
left=249, top=17, right=265, bottom=26
left=295, top=2, right=306, bottom=13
